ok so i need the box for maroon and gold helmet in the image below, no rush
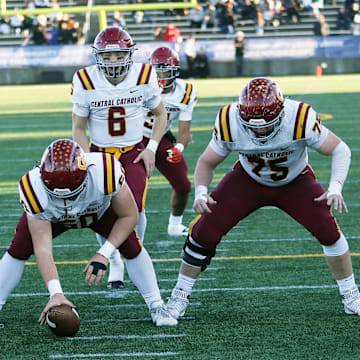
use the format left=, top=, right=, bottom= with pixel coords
left=40, top=139, right=88, bottom=199
left=150, top=46, right=180, bottom=89
left=92, top=26, right=135, bottom=78
left=238, top=77, right=284, bottom=143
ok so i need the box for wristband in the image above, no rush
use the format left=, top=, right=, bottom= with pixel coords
left=327, top=180, right=342, bottom=198
left=174, top=143, right=184, bottom=153
left=47, top=279, right=63, bottom=297
left=146, top=139, right=159, bottom=153
left=195, top=185, right=208, bottom=202
left=97, top=240, right=116, bottom=260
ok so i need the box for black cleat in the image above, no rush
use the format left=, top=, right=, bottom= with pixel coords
left=107, top=281, right=125, bottom=290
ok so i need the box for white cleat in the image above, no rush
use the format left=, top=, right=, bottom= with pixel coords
left=167, top=288, right=190, bottom=320
left=168, top=224, right=189, bottom=237
left=149, top=303, right=178, bottom=327
left=342, top=286, right=360, bottom=315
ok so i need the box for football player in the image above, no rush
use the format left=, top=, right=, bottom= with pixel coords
left=71, top=26, right=167, bottom=289
left=142, top=46, right=197, bottom=236
left=0, top=139, right=177, bottom=327
left=166, top=77, right=360, bottom=319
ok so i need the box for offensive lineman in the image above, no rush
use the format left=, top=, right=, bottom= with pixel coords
left=71, top=26, right=167, bottom=288
left=143, top=46, right=197, bottom=236
left=166, top=77, right=360, bottom=319
left=0, top=139, right=177, bottom=327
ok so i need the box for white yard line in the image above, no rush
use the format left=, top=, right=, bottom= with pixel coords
left=2, top=236, right=360, bottom=249
left=95, top=302, right=201, bottom=308
left=67, top=334, right=187, bottom=340
left=83, top=317, right=194, bottom=323
left=10, top=284, right=340, bottom=299
left=49, top=352, right=179, bottom=359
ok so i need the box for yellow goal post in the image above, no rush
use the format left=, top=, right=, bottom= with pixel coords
left=0, top=0, right=197, bottom=30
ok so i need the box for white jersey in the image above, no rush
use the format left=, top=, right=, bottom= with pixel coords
left=71, top=63, right=162, bottom=148
left=143, top=78, right=197, bottom=138
left=210, top=99, right=328, bottom=187
left=18, top=153, right=125, bottom=228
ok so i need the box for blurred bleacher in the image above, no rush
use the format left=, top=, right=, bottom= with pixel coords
left=118, top=1, right=351, bottom=41
left=0, top=0, right=352, bottom=47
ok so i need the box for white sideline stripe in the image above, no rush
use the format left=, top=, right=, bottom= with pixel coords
left=68, top=334, right=187, bottom=341
left=3, top=197, right=360, bottom=218
left=49, top=352, right=179, bottom=359
left=2, top=236, right=360, bottom=249
left=223, top=235, right=360, bottom=242
left=222, top=237, right=311, bottom=242
left=10, top=285, right=339, bottom=298
left=83, top=317, right=195, bottom=323
left=95, top=302, right=201, bottom=308
left=151, top=249, right=231, bottom=254
left=4, top=199, right=360, bottom=221
left=121, top=278, right=213, bottom=283
left=158, top=267, right=224, bottom=272
left=192, top=285, right=339, bottom=292
left=156, top=278, right=215, bottom=282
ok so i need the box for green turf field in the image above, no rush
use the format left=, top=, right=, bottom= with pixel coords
left=0, top=75, right=359, bottom=360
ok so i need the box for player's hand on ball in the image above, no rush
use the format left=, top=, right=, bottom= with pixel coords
left=39, top=293, right=75, bottom=326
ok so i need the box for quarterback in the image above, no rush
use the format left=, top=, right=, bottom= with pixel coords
left=0, top=139, right=177, bottom=327
left=71, top=26, right=167, bottom=288
left=166, top=77, right=360, bottom=319
left=143, top=46, right=197, bottom=236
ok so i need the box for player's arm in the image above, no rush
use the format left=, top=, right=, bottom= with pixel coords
left=149, top=100, right=167, bottom=144
left=314, top=130, right=351, bottom=213
left=84, top=182, right=139, bottom=286
left=167, top=88, right=197, bottom=162
left=134, top=101, right=167, bottom=178
left=72, top=113, right=90, bottom=152
left=177, top=120, right=192, bottom=148
left=193, top=144, right=227, bottom=214
left=27, top=214, right=75, bottom=325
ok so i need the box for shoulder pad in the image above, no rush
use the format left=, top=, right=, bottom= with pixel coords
left=181, top=83, right=194, bottom=105
left=217, top=105, right=233, bottom=142
left=76, top=68, right=95, bottom=90
left=19, top=172, right=44, bottom=214
left=136, top=64, right=152, bottom=85
left=101, top=153, right=118, bottom=195
left=293, top=102, right=312, bottom=140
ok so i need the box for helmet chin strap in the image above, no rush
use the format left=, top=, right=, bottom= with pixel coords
left=248, top=125, right=281, bottom=145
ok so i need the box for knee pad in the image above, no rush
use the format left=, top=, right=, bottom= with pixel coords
left=181, top=235, right=216, bottom=271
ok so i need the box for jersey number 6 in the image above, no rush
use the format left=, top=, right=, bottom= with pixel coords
left=108, top=107, right=127, bottom=136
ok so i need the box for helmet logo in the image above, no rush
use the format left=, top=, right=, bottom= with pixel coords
left=249, top=119, right=266, bottom=125
left=105, top=44, right=121, bottom=50
left=78, top=155, right=87, bottom=170
left=276, top=89, right=284, bottom=102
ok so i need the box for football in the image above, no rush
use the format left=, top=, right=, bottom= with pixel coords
left=46, top=304, right=80, bottom=337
